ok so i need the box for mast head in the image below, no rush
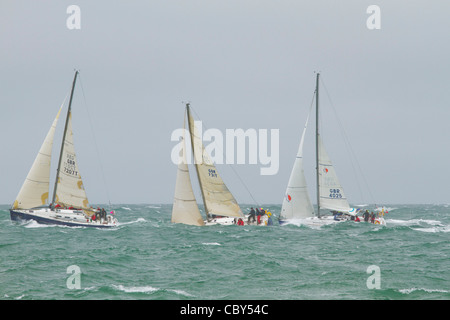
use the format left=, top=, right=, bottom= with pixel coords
left=182, top=101, right=191, bottom=110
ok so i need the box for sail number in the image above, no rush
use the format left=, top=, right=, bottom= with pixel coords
left=208, top=169, right=218, bottom=178
left=329, top=189, right=343, bottom=198
left=63, top=154, right=78, bottom=177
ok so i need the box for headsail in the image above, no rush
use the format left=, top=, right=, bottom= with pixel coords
left=171, top=115, right=205, bottom=226
left=317, top=135, right=350, bottom=212
left=12, top=107, right=62, bottom=209
left=281, top=112, right=314, bottom=219
left=187, top=106, right=243, bottom=219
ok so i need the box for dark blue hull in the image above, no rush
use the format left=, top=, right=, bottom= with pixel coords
left=9, top=209, right=115, bottom=228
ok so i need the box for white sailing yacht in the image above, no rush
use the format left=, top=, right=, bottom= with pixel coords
left=10, top=71, right=118, bottom=228
left=171, top=104, right=267, bottom=226
left=280, top=73, right=385, bottom=226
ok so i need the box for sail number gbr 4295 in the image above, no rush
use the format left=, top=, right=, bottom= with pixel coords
left=329, top=189, right=343, bottom=198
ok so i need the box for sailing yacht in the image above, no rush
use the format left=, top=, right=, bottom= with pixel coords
left=9, top=71, right=118, bottom=228
left=280, top=73, right=385, bottom=226
left=171, top=104, right=268, bottom=226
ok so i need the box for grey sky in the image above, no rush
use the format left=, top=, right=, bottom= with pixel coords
left=1, top=1, right=450, bottom=206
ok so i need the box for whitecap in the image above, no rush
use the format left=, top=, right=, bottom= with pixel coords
left=412, top=225, right=450, bottom=233
left=202, top=242, right=221, bottom=246
left=399, top=287, right=449, bottom=295
left=24, top=220, right=55, bottom=228
left=112, top=285, right=194, bottom=297
left=387, top=218, right=443, bottom=227
left=113, top=284, right=158, bottom=293
left=118, top=218, right=146, bottom=226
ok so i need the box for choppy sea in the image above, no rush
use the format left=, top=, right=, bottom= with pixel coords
left=1, top=204, right=449, bottom=303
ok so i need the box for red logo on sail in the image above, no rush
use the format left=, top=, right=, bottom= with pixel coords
left=323, top=168, right=329, bottom=174
left=286, top=194, right=292, bottom=202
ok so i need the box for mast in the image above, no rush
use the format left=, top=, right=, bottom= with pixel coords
left=51, top=70, right=78, bottom=207
left=315, top=72, right=321, bottom=218
left=186, top=103, right=211, bottom=221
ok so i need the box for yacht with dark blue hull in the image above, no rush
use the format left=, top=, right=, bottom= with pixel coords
left=9, top=71, right=118, bottom=228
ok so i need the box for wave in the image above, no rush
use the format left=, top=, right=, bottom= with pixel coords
left=411, top=225, right=450, bottom=233
left=118, top=217, right=146, bottom=226
left=399, top=287, right=450, bottom=295
left=23, top=220, right=55, bottom=228
left=280, top=217, right=340, bottom=229
left=202, top=242, right=221, bottom=246
left=386, top=218, right=449, bottom=233
left=112, top=284, right=193, bottom=297
left=387, top=218, right=442, bottom=226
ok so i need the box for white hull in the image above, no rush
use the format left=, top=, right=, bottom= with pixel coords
left=10, top=208, right=118, bottom=228
left=280, top=215, right=387, bottom=227
left=204, top=214, right=270, bottom=226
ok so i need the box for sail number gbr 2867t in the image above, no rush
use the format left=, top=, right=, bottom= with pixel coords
left=63, top=154, right=78, bottom=177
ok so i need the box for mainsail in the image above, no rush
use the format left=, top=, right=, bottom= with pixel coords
left=317, top=135, right=350, bottom=212
left=53, top=112, right=90, bottom=209
left=12, top=107, right=62, bottom=209
left=186, top=106, right=243, bottom=219
left=281, top=112, right=314, bottom=219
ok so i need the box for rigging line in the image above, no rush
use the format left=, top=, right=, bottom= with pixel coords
left=189, top=105, right=261, bottom=208
left=319, top=76, right=376, bottom=205
left=78, top=74, right=112, bottom=208
left=319, top=76, right=365, bottom=203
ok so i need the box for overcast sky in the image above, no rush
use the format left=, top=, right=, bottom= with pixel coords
left=1, top=1, right=450, bottom=206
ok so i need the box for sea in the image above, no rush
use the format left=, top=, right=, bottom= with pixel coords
left=1, top=204, right=449, bottom=305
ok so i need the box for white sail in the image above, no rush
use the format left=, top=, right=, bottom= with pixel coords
left=318, top=135, right=350, bottom=212
left=54, top=112, right=90, bottom=209
left=12, top=107, right=62, bottom=209
left=171, top=117, right=205, bottom=226
left=187, top=108, right=243, bottom=219
left=281, top=113, right=314, bottom=219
